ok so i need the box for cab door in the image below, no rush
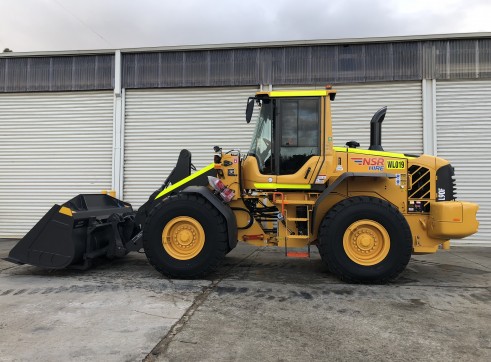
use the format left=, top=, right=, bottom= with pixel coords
left=242, top=99, right=277, bottom=188
left=275, top=97, right=323, bottom=185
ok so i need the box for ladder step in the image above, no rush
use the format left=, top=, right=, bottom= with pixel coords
left=286, top=251, right=309, bottom=258
left=287, top=217, right=308, bottom=221
left=281, top=200, right=315, bottom=205
left=287, top=235, right=309, bottom=239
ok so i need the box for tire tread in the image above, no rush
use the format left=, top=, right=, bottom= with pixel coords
left=143, top=193, right=228, bottom=279
left=318, top=196, right=412, bottom=284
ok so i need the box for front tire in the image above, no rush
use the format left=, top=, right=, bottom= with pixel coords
left=318, top=196, right=412, bottom=283
left=143, top=193, right=228, bottom=279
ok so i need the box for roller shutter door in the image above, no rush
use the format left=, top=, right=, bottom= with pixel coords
left=274, top=82, right=423, bottom=154
left=0, top=91, right=114, bottom=238
left=124, top=87, right=258, bottom=207
left=332, top=82, right=423, bottom=154
left=436, top=80, right=491, bottom=244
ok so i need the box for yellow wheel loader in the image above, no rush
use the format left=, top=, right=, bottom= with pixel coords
left=5, top=88, right=479, bottom=283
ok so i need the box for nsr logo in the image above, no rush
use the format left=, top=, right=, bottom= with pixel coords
left=351, top=157, right=385, bottom=171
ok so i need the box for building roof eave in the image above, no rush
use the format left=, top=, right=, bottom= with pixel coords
left=1, top=32, right=491, bottom=58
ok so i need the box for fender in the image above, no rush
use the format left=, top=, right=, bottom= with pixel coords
left=312, top=172, right=396, bottom=232
left=181, top=186, right=238, bottom=250
left=135, top=162, right=216, bottom=227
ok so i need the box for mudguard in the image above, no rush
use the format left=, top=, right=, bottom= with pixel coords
left=135, top=161, right=216, bottom=227
left=312, top=172, right=396, bottom=232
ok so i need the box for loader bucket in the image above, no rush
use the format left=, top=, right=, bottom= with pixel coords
left=5, top=194, right=136, bottom=270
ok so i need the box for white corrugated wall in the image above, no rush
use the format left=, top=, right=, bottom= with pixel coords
left=1, top=81, right=486, bottom=246
left=332, top=82, right=423, bottom=154
left=0, top=92, right=114, bottom=238
left=436, top=80, right=491, bottom=244
left=123, top=87, right=258, bottom=207
left=274, top=82, right=423, bottom=154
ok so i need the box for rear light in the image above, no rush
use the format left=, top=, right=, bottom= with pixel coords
left=208, top=176, right=235, bottom=203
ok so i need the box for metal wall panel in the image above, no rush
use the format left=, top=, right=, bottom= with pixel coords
left=274, top=82, right=423, bottom=154
left=436, top=80, right=491, bottom=244
left=0, top=91, right=114, bottom=238
left=123, top=87, right=258, bottom=207
left=0, top=55, right=114, bottom=92
left=121, top=39, right=491, bottom=89
left=122, top=44, right=425, bottom=88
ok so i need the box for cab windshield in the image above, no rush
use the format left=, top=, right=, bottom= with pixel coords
left=248, top=100, right=273, bottom=174
left=247, top=96, right=320, bottom=175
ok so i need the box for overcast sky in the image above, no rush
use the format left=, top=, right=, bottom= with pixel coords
left=1, top=0, right=490, bottom=53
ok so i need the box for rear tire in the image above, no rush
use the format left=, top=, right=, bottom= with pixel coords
left=143, top=193, right=228, bottom=279
left=318, top=196, right=412, bottom=284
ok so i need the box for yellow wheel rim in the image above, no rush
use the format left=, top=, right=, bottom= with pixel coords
left=162, top=216, right=205, bottom=260
left=343, top=219, right=390, bottom=266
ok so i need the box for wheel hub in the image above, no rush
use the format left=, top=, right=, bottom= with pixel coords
left=162, top=216, right=205, bottom=260
left=343, top=220, right=390, bottom=266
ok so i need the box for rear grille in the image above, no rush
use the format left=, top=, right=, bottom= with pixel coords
left=408, top=165, right=431, bottom=212
left=436, top=164, right=457, bottom=201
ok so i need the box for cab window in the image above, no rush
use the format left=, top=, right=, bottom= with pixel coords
left=249, top=100, right=274, bottom=174
left=279, top=98, right=320, bottom=175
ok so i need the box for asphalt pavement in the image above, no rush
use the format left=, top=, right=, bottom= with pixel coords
left=0, top=239, right=489, bottom=362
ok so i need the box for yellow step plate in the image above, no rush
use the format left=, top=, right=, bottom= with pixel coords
left=279, top=200, right=315, bottom=205
left=287, top=235, right=309, bottom=239
left=287, top=217, right=309, bottom=221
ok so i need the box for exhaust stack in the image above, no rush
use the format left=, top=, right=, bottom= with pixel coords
left=369, top=106, right=387, bottom=151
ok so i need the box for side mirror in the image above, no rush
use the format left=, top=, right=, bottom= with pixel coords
left=245, top=97, right=255, bottom=124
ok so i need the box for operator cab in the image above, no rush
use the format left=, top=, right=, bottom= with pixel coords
left=248, top=96, right=320, bottom=176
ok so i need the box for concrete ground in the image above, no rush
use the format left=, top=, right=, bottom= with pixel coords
left=0, top=239, right=489, bottom=362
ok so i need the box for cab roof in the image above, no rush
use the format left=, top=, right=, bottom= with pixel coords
left=255, top=89, right=337, bottom=98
